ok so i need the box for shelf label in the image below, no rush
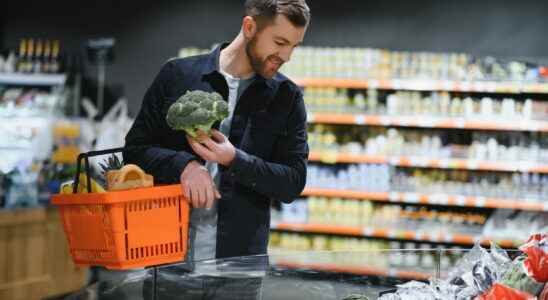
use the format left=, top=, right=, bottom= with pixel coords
left=403, top=193, right=420, bottom=203
left=466, top=160, right=479, bottom=170
left=455, top=196, right=466, bottom=206
left=307, top=113, right=315, bottom=123
left=439, top=160, right=450, bottom=168
left=430, top=194, right=449, bottom=205
left=486, top=82, right=497, bottom=92
left=363, top=228, right=374, bottom=236
left=475, top=197, right=486, bottom=208
left=455, top=120, right=466, bottom=128
left=369, top=79, right=379, bottom=89
left=410, top=157, right=428, bottom=167
left=320, top=151, right=339, bottom=164
left=392, top=79, right=402, bottom=90
left=417, top=119, right=435, bottom=128
left=380, top=117, right=391, bottom=126
left=388, top=192, right=400, bottom=202
left=442, top=81, right=453, bottom=90
left=355, top=115, right=366, bottom=125
left=388, top=157, right=401, bottom=165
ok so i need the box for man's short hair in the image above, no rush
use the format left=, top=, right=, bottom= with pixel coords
left=244, top=0, right=310, bottom=30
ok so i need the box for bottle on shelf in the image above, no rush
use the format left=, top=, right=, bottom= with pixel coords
left=42, top=40, right=51, bottom=73
left=25, top=38, right=35, bottom=73
left=50, top=40, right=60, bottom=73
left=33, top=39, right=43, bottom=73
left=17, top=39, right=27, bottom=73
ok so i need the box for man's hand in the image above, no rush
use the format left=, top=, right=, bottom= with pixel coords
left=187, top=130, right=236, bottom=167
left=180, top=161, right=220, bottom=209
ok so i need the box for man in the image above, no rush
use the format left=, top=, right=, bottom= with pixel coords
left=124, top=0, right=310, bottom=265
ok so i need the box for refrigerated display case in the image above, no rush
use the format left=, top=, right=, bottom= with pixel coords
left=62, top=248, right=524, bottom=300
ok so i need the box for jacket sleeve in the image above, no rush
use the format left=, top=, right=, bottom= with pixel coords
left=123, top=61, right=198, bottom=184
left=226, top=89, right=308, bottom=203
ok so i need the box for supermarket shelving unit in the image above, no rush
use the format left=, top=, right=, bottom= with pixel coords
left=271, top=77, right=548, bottom=250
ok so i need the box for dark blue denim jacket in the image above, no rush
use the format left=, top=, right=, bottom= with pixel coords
left=123, top=44, right=308, bottom=258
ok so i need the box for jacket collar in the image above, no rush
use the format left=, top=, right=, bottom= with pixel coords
left=201, top=42, right=279, bottom=90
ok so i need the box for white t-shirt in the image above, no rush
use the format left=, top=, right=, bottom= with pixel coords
left=189, top=69, right=255, bottom=261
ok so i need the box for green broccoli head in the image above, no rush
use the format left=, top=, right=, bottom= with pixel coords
left=166, top=90, right=229, bottom=138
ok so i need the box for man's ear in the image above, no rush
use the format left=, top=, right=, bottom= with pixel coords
left=242, top=16, right=258, bottom=40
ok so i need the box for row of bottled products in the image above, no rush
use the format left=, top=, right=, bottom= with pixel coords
left=309, top=126, right=548, bottom=164
left=276, top=198, right=547, bottom=240
left=307, top=164, right=548, bottom=201
left=304, top=88, right=548, bottom=121
left=0, top=38, right=62, bottom=74
left=280, top=46, right=548, bottom=81
left=270, top=232, right=462, bottom=271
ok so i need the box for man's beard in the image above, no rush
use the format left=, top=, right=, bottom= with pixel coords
left=245, top=36, right=282, bottom=79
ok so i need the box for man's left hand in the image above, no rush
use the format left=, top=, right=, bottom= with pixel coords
left=187, top=129, right=236, bottom=167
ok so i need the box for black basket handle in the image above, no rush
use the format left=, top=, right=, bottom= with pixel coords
left=72, top=145, right=156, bottom=194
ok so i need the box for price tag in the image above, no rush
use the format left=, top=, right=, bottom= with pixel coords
left=380, top=117, right=391, bottom=126
left=307, top=113, right=315, bottom=123
left=418, top=118, right=435, bottom=128
left=442, top=80, right=453, bottom=90
left=271, top=221, right=279, bottom=229
left=388, top=192, right=400, bottom=202
left=399, top=118, right=410, bottom=127
left=543, top=202, right=548, bottom=212
left=355, top=115, right=366, bottom=125
left=461, top=82, right=471, bottom=91
left=320, top=151, right=339, bottom=164
left=410, top=157, right=428, bottom=167
left=369, top=79, right=379, bottom=89
left=517, top=162, right=533, bottom=172
left=392, top=79, right=402, bottom=90
left=430, top=194, right=449, bottom=205
left=387, top=230, right=397, bottom=238
left=486, top=82, right=497, bottom=93
left=439, top=160, right=450, bottom=168
left=403, top=193, right=420, bottom=203
left=388, top=157, right=400, bottom=165
left=475, top=197, right=486, bottom=208
left=455, top=196, right=466, bottom=206
left=525, top=121, right=540, bottom=132
left=455, top=120, right=466, bottom=128
left=474, top=82, right=485, bottom=92
left=363, top=228, right=374, bottom=236
left=466, top=160, right=479, bottom=170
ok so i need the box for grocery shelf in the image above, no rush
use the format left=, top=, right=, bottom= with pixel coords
left=270, top=222, right=521, bottom=248
left=275, top=261, right=430, bottom=280
left=294, top=78, right=548, bottom=94
left=0, top=73, right=66, bottom=86
left=307, top=113, right=548, bottom=132
left=308, top=151, right=548, bottom=173
left=301, top=188, right=548, bottom=212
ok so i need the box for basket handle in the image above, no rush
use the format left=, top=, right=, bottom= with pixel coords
left=72, top=145, right=155, bottom=194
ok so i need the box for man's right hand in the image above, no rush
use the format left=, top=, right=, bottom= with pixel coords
left=180, top=161, right=221, bottom=209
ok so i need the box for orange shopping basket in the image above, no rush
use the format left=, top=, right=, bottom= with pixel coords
left=51, top=147, right=191, bottom=270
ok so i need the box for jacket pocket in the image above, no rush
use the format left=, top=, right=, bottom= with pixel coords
left=241, top=111, right=287, bottom=159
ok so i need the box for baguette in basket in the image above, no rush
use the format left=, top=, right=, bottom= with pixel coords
left=106, top=164, right=154, bottom=191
